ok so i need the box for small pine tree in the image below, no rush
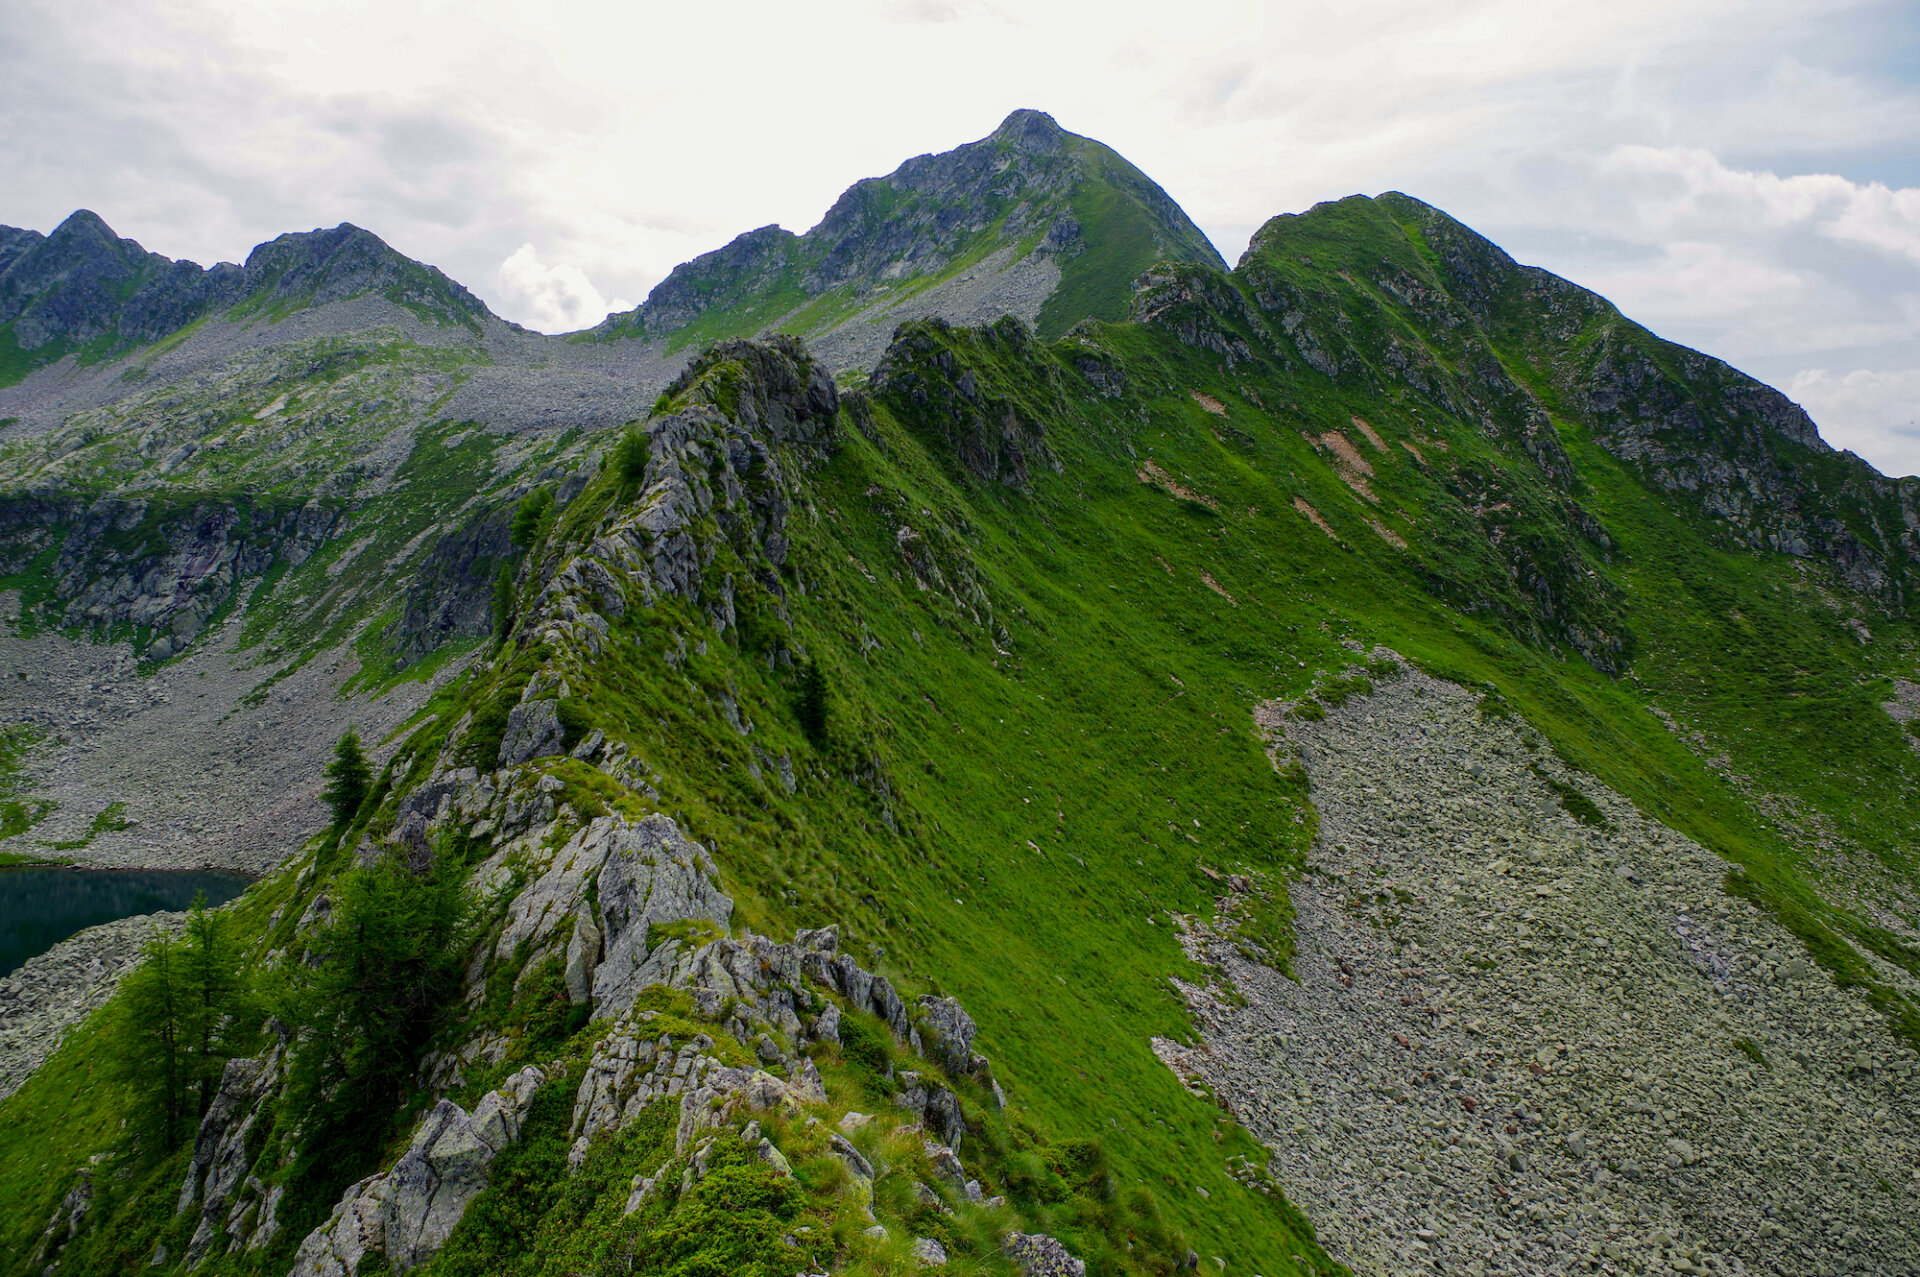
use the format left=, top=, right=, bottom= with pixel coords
left=491, top=563, right=515, bottom=643
left=180, top=897, right=247, bottom=1117
left=510, top=488, right=555, bottom=549
left=116, top=931, right=186, bottom=1148
left=281, top=853, right=472, bottom=1207
left=112, top=898, right=256, bottom=1150
left=614, top=427, right=649, bottom=485
left=322, top=728, right=372, bottom=828
left=796, top=660, right=828, bottom=746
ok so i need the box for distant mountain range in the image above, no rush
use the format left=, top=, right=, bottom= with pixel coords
left=0, top=110, right=1225, bottom=389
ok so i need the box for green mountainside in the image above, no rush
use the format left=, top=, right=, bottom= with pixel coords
left=590, top=109, right=1227, bottom=351
left=1, top=126, right=1918, bottom=1277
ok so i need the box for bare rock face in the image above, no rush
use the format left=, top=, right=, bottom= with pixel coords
left=287, top=1066, right=544, bottom=1276
left=915, top=994, right=978, bottom=1076
left=496, top=698, right=564, bottom=766
left=1161, top=656, right=1920, bottom=1277
left=591, top=815, right=737, bottom=1017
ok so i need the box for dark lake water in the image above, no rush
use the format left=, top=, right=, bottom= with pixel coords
left=0, top=867, right=251, bottom=977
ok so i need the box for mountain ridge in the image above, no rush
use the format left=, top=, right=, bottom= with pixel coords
left=0, top=113, right=1916, bottom=1277
left=0, top=211, right=499, bottom=388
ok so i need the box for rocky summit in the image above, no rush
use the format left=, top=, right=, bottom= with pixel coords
left=2, top=111, right=1918, bottom=1277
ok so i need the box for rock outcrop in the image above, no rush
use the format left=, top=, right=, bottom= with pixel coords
left=287, top=1066, right=544, bottom=1276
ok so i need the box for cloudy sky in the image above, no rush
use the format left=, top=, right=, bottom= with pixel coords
left=6, top=1, right=1919, bottom=472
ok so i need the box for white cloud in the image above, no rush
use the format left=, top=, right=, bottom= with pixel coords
left=495, top=244, right=630, bottom=333
left=1789, top=367, right=1920, bottom=476
left=1596, top=145, right=1920, bottom=266
left=1827, top=182, right=1920, bottom=265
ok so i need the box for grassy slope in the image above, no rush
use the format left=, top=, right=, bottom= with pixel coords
left=5, top=207, right=1920, bottom=1275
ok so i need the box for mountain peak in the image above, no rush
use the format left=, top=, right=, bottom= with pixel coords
left=594, top=109, right=1223, bottom=355
left=990, top=107, right=1069, bottom=152
left=49, top=209, right=118, bottom=244
left=0, top=213, right=495, bottom=386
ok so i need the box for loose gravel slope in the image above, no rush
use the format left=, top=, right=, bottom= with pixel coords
left=1159, top=657, right=1920, bottom=1277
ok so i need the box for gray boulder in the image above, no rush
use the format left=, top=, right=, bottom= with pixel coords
left=1004, top=1232, right=1087, bottom=1277
left=497, top=699, right=564, bottom=765
left=287, top=1067, right=543, bottom=1276
left=591, top=815, right=735, bottom=1017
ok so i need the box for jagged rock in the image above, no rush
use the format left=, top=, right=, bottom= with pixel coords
left=757, top=1137, right=792, bottom=1177
left=830, top=1132, right=875, bottom=1184
left=896, top=1072, right=966, bottom=1151
left=564, top=896, right=603, bottom=1004
left=622, top=1169, right=666, bottom=1215
left=921, top=1138, right=967, bottom=1194
left=285, top=1179, right=387, bottom=1277
left=176, top=1050, right=280, bottom=1261
left=1004, top=1231, right=1087, bottom=1277
left=916, top=994, right=977, bottom=1076
left=913, top=1235, right=949, bottom=1266
left=31, top=1157, right=100, bottom=1270
left=808, top=1000, right=842, bottom=1045
left=872, top=317, right=1058, bottom=487
left=592, top=816, right=735, bottom=1017
left=497, top=698, right=564, bottom=765
left=287, top=1066, right=543, bottom=1276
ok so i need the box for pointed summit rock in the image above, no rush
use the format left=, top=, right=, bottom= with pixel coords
left=593, top=109, right=1224, bottom=365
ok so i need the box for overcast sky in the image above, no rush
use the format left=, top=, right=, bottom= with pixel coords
left=6, top=1, right=1919, bottom=472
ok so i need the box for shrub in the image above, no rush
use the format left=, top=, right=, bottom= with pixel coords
left=615, top=427, right=650, bottom=485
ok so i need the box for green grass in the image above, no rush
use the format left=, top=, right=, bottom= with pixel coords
left=37, top=801, right=129, bottom=852
left=7, top=187, right=1920, bottom=1277
left=378, top=302, right=1920, bottom=1271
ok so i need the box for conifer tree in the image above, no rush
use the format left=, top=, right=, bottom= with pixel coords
left=322, top=728, right=371, bottom=827
left=615, top=426, right=649, bottom=485
left=112, top=898, right=255, bottom=1150
left=117, top=931, right=186, bottom=1147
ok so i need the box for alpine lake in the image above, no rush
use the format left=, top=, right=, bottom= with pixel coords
left=0, top=865, right=251, bottom=977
